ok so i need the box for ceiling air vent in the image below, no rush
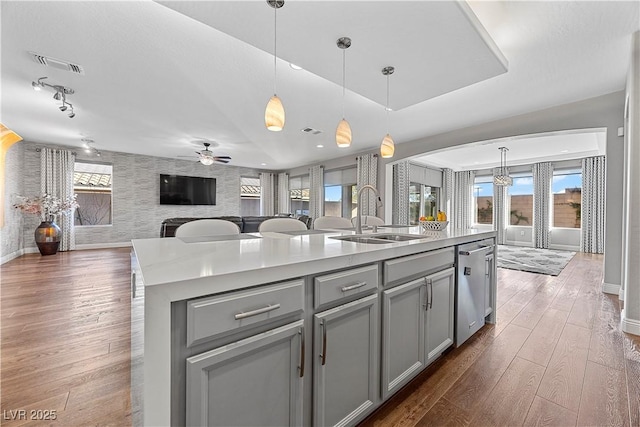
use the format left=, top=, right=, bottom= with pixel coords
left=301, top=127, right=322, bottom=135
left=29, top=52, right=85, bottom=75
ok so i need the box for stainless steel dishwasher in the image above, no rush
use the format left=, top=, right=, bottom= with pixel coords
left=456, top=240, right=494, bottom=346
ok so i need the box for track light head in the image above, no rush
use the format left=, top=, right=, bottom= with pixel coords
left=59, top=105, right=67, bottom=111
left=53, top=91, right=62, bottom=100
left=32, top=81, right=42, bottom=91
left=68, top=111, right=75, bottom=119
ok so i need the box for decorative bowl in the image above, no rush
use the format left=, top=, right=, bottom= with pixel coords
left=419, top=220, right=449, bottom=231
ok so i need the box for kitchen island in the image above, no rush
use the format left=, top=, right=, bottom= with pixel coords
left=131, top=226, right=496, bottom=426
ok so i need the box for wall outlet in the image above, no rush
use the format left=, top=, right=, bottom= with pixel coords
left=520, top=230, right=525, bottom=236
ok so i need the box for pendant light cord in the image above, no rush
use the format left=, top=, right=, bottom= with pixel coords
left=386, top=74, right=390, bottom=133
left=342, top=49, right=346, bottom=118
left=273, top=4, right=277, bottom=95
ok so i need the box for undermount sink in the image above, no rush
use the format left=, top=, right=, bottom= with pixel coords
left=330, top=233, right=425, bottom=244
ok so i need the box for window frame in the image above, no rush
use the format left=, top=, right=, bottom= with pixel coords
left=73, top=161, right=113, bottom=227
left=551, top=168, right=582, bottom=230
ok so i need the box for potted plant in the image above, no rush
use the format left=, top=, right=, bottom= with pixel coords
left=13, top=194, right=79, bottom=255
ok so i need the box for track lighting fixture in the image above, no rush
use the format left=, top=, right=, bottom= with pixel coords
left=264, top=0, right=285, bottom=132
left=31, top=76, right=76, bottom=118
left=81, top=138, right=100, bottom=156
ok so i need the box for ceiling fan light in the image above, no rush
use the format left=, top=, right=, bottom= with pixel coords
left=199, top=156, right=215, bottom=166
left=336, top=119, right=352, bottom=148
left=380, top=133, right=395, bottom=158
left=265, top=95, right=285, bottom=131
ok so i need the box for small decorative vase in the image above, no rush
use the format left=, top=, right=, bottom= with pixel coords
left=34, top=218, right=61, bottom=256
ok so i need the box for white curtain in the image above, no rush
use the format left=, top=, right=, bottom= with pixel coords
left=532, top=162, right=553, bottom=248
left=441, top=168, right=454, bottom=216
left=259, top=172, right=275, bottom=216
left=277, top=172, right=290, bottom=214
left=581, top=156, right=606, bottom=253
left=392, top=161, right=410, bottom=225
left=308, top=165, right=324, bottom=225
left=452, top=170, right=475, bottom=232
left=356, top=154, right=378, bottom=216
left=40, top=147, right=75, bottom=251
left=492, top=168, right=510, bottom=245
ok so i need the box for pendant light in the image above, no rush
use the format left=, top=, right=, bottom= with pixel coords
left=380, top=66, right=395, bottom=158
left=335, top=37, right=352, bottom=148
left=493, top=147, right=513, bottom=186
left=265, top=0, right=285, bottom=131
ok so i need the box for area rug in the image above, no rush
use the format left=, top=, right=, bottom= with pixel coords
left=497, top=245, right=576, bottom=276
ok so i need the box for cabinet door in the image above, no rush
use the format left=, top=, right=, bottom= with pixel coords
left=186, top=320, right=304, bottom=427
left=381, top=278, right=426, bottom=399
left=425, top=267, right=455, bottom=364
left=485, top=253, right=495, bottom=317
left=314, top=294, right=378, bottom=427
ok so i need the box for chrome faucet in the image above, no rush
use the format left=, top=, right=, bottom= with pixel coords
left=356, top=185, right=383, bottom=234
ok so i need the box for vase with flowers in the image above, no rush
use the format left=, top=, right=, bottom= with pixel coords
left=13, top=194, right=79, bottom=255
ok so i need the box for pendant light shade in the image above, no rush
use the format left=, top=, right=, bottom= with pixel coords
left=336, top=118, right=352, bottom=148
left=265, top=95, right=285, bottom=131
left=335, top=37, right=352, bottom=148
left=380, top=66, right=395, bottom=158
left=265, top=0, right=285, bottom=132
left=380, top=133, right=395, bottom=158
left=493, top=146, right=513, bottom=186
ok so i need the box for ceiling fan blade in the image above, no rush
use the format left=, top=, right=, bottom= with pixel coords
left=214, top=155, right=231, bottom=160
left=214, top=159, right=230, bottom=164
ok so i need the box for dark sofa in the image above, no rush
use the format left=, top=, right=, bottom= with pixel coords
left=160, top=216, right=304, bottom=237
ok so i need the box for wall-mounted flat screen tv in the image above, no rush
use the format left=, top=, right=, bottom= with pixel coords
left=160, top=174, right=216, bottom=205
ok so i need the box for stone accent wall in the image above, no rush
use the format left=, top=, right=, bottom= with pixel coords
left=1, top=141, right=25, bottom=259
left=16, top=141, right=263, bottom=249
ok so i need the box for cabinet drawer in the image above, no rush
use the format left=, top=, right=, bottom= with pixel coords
left=384, top=247, right=454, bottom=287
left=314, top=264, right=378, bottom=308
left=186, top=279, right=304, bottom=347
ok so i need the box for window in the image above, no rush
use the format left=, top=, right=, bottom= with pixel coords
left=552, top=170, right=582, bottom=228
left=74, top=162, right=112, bottom=226
left=289, top=176, right=309, bottom=217
left=474, top=177, right=493, bottom=225
left=409, top=182, right=439, bottom=225
left=509, top=174, right=533, bottom=226
left=324, top=184, right=357, bottom=218
left=240, top=177, right=260, bottom=216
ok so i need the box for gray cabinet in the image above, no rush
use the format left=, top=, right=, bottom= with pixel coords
left=425, top=267, right=455, bottom=364
left=313, top=294, right=379, bottom=427
left=381, top=278, right=426, bottom=399
left=186, top=320, right=305, bottom=427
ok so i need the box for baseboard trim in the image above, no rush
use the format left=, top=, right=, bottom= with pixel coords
left=602, top=282, right=621, bottom=295
left=75, top=242, right=132, bottom=250
left=504, top=241, right=533, bottom=248
left=619, top=286, right=625, bottom=301
left=1, top=249, right=25, bottom=265
left=548, top=244, right=581, bottom=252
left=621, top=309, right=640, bottom=336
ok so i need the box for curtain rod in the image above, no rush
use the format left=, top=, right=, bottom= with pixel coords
left=35, top=147, right=77, bottom=156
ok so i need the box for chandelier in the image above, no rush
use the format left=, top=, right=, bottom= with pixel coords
left=493, top=147, right=513, bottom=186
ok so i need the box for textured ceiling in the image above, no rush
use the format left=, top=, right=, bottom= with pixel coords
left=1, top=1, right=638, bottom=170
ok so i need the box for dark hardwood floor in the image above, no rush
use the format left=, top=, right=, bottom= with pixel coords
left=1, top=249, right=638, bottom=426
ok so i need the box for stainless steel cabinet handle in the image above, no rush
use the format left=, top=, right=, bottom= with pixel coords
left=428, top=278, right=433, bottom=309
left=422, top=278, right=429, bottom=310
left=131, top=273, right=137, bottom=299
left=321, top=320, right=327, bottom=366
left=341, top=281, right=367, bottom=292
left=458, top=246, right=493, bottom=256
left=299, top=327, right=305, bottom=378
left=234, top=303, right=281, bottom=320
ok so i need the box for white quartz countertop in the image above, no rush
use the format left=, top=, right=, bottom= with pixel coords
left=132, top=227, right=495, bottom=302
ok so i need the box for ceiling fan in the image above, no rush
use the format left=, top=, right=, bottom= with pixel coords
left=180, top=142, right=231, bottom=165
